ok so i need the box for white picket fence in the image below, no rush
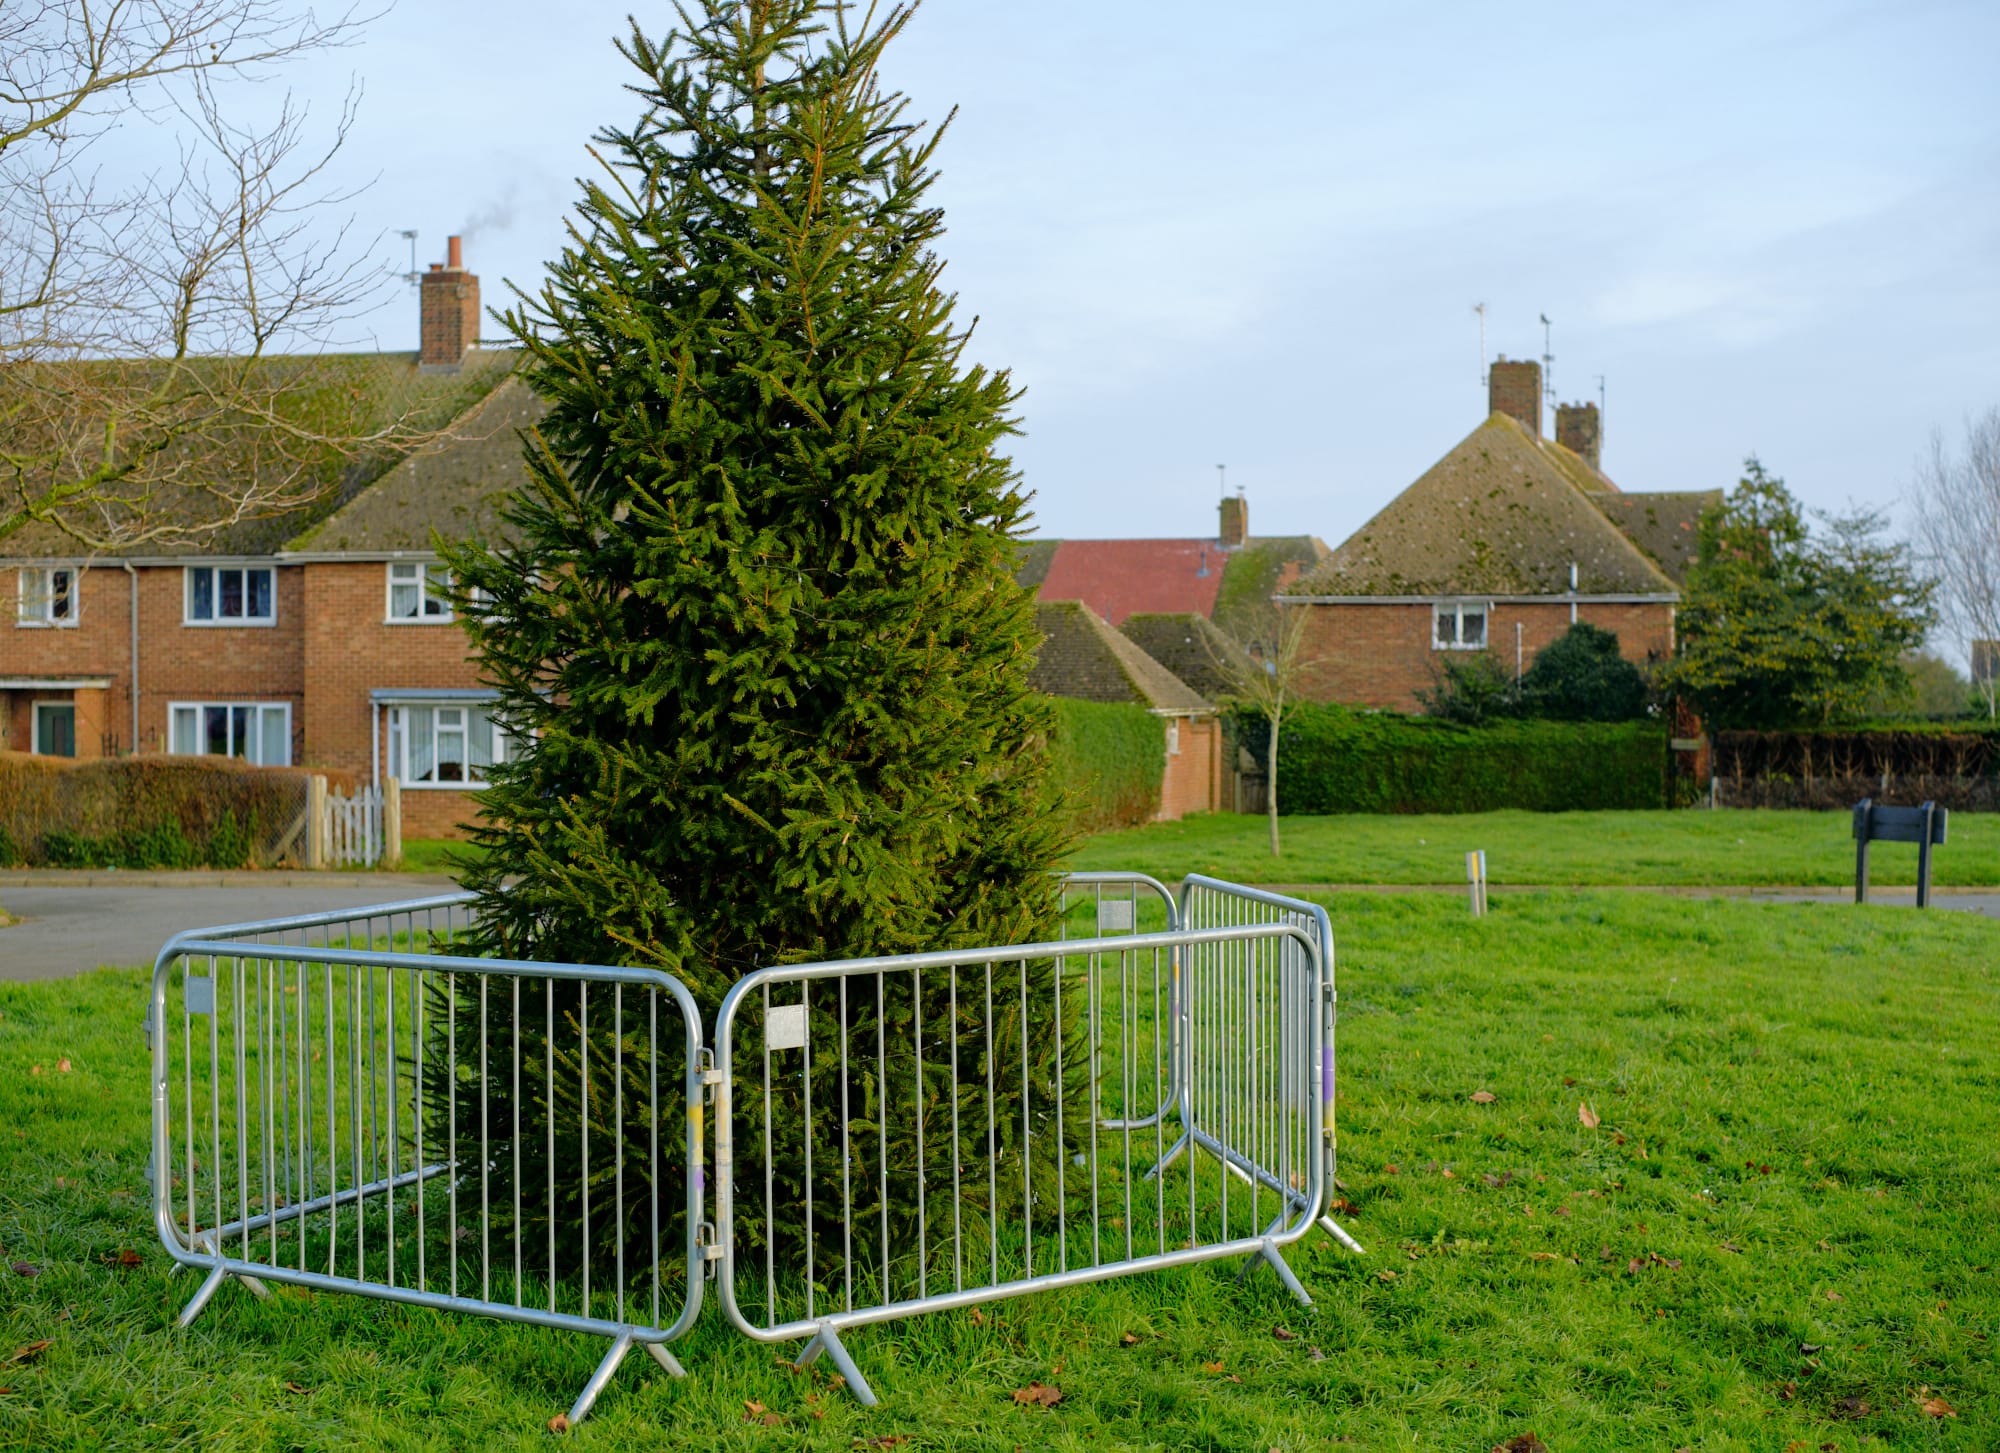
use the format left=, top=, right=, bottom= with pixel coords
left=291, top=776, right=401, bottom=869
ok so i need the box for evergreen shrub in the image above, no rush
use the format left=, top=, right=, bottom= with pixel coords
left=1259, top=704, right=1668, bottom=813
left=437, top=2, right=1074, bottom=1293
left=1048, top=698, right=1164, bottom=832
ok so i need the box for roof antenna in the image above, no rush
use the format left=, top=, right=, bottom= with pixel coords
left=1539, top=313, right=1554, bottom=431
left=1473, top=302, right=1488, bottom=388
left=399, top=229, right=420, bottom=287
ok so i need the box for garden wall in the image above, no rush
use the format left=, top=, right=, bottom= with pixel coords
left=1254, top=706, right=1667, bottom=814
left=0, top=753, right=353, bottom=868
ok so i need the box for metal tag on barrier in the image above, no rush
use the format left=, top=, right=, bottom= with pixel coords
left=765, top=1003, right=808, bottom=1051
left=185, top=975, right=215, bottom=1016
left=1096, top=900, right=1133, bottom=931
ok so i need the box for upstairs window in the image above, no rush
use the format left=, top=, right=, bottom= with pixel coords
left=169, top=702, right=292, bottom=766
left=17, top=567, right=77, bottom=626
left=1433, top=600, right=1489, bottom=651
left=186, top=565, right=275, bottom=624
left=387, top=562, right=454, bottom=622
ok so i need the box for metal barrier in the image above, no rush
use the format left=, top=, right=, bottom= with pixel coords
left=150, top=873, right=1359, bottom=1424
left=149, top=893, right=709, bottom=1426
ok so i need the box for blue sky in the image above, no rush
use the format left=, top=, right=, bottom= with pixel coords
left=274, top=0, right=1996, bottom=546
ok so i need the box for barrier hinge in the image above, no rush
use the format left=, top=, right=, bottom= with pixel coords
left=141, top=1009, right=154, bottom=1051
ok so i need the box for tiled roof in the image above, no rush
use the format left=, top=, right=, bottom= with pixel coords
left=1029, top=601, right=1212, bottom=713
left=287, top=373, right=544, bottom=552
left=1589, top=489, right=1720, bottom=586
left=0, top=350, right=519, bottom=560
left=1118, top=613, right=1253, bottom=701
left=1291, top=412, right=1682, bottom=597
left=1035, top=539, right=1227, bottom=625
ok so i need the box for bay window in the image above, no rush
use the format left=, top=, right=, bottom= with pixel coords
left=388, top=701, right=506, bottom=786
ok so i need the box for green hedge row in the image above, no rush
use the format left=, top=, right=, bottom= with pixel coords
left=1047, top=697, right=1163, bottom=833
left=1261, top=705, right=1668, bottom=814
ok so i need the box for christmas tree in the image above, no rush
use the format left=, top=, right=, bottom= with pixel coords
left=433, top=0, right=1072, bottom=1291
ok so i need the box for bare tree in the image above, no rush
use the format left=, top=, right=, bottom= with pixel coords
left=1908, top=409, right=2000, bottom=718
left=0, top=1, right=446, bottom=550
left=1208, top=599, right=1323, bottom=858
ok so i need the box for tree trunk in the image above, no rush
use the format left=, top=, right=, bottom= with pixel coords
left=1266, top=704, right=1282, bottom=857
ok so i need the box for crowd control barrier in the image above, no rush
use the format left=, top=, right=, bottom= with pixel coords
left=150, top=875, right=1359, bottom=1424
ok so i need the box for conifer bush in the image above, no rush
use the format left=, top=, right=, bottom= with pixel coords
left=433, top=1, right=1073, bottom=1295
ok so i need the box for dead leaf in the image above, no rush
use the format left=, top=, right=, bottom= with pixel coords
left=1778, top=1381, right=1796, bottom=1400
left=1383, top=1163, right=1399, bottom=1175
left=1554, top=1205, right=1572, bottom=1217
left=1375, top=1270, right=1397, bottom=1283
left=117, top=1249, right=142, bottom=1268
left=1201, top=1361, right=1224, bottom=1373
left=1119, top=1332, right=1138, bottom=1347
left=1719, top=1241, right=1741, bottom=1254
left=1272, top=1326, right=1295, bottom=1341
left=1490, top=1435, right=1548, bottom=1453
left=9, top=1262, right=36, bottom=1278
left=1920, top=1395, right=1957, bottom=1418
left=29, top=1065, right=41, bottom=1077
left=1833, top=1396, right=1870, bottom=1419
left=1482, top=1171, right=1513, bottom=1189
left=1826, top=1289, right=1842, bottom=1302
left=1012, top=1382, right=1061, bottom=1408
left=1562, top=1076, right=1576, bottom=1087
left=854, top=1439, right=909, bottom=1449
left=284, top=1381, right=309, bottom=1394
left=969, top=1308, right=986, bottom=1326
left=1470, top=1090, right=1496, bottom=1104
left=1578, top=1102, right=1600, bottom=1129
left=1441, top=1168, right=1456, bottom=1180
left=547, top=1413, right=570, bottom=1434
left=1308, top=1346, right=1326, bottom=1362
left=1530, top=1252, right=1560, bottom=1262
left=56, top=1059, right=70, bottom=1073
left=1599, top=1245, right=1613, bottom=1261
left=1225, top=1374, right=1243, bottom=1384
left=5, top=1341, right=50, bottom=1365
left=1613, top=1132, right=1627, bottom=1146
left=742, top=1400, right=784, bottom=1427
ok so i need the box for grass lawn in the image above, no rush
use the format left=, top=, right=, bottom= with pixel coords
left=1074, top=808, right=2000, bottom=888
left=392, top=837, right=484, bottom=877
left=4, top=890, right=1996, bottom=1447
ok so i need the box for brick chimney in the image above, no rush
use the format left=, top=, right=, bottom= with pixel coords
left=419, top=234, right=480, bottom=372
left=1218, top=491, right=1248, bottom=549
left=1556, top=402, right=1602, bottom=471
left=1488, top=356, right=1542, bottom=437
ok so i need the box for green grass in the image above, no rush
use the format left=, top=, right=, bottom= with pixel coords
left=5, top=891, right=1997, bottom=1447
left=1073, top=808, right=2000, bottom=888
left=391, top=837, right=485, bottom=876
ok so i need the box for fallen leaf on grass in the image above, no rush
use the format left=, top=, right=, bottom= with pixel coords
left=1119, top=1332, right=1138, bottom=1347
left=1719, top=1241, right=1742, bottom=1254
left=1920, top=1395, right=1957, bottom=1418
left=1012, top=1382, right=1061, bottom=1408
left=56, top=1059, right=70, bottom=1073
left=284, top=1382, right=309, bottom=1395
left=1383, top=1164, right=1400, bottom=1175
left=1224, top=1374, right=1243, bottom=1384
left=29, top=1066, right=41, bottom=1076
left=854, top=1438, right=909, bottom=1449
left=9, top=1263, right=37, bottom=1278
left=6, top=1342, right=50, bottom=1366
left=1778, top=1381, right=1797, bottom=1400
left=1272, top=1326, right=1295, bottom=1341
left=1530, top=1252, right=1560, bottom=1262
left=1490, top=1434, right=1548, bottom=1453
left=1375, top=1270, right=1397, bottom=1283
left=742, top=1400, right=784, bottom=1427
left=1833, top=1396, right=1871, bottom=1419
left=968, top=1308, right=986, bottom=1326
left=547, top=1413, right=570, bottom=1434
left=1578, top=1103, right=1599, bottom=1129
left=1481, top=1171, right=1513, bottom=1189
left=1825, top=1289, right=1842, bottom=1302
left=1470, top=1090, right=1496, bottom=1104
left=1308, top=1346, right=1326, bottom=1362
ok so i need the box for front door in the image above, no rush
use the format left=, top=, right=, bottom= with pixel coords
left=33, top=702, right=76, bottom=757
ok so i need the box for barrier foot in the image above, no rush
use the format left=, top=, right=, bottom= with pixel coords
left=237, top=1273, right=272, bottom=1299
left=1246, top=1240, right=1313, bottom=1309
left=1319, top=1214, right=1366, bottom=1256
left=799, top=1323, right=878, bottom=1407
left=1141, top=1130, right=1192, bottom=1183
left=565, top=1333, right=633, bottom=1429
left=176, top=1263, right=236, bottom=1328
left=642, top=1340, right=687, bottom=1378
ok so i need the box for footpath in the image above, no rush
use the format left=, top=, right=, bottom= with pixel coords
left=1, top=873, right=1994, bottom=983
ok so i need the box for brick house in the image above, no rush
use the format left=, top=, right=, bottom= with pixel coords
left=0, top=238, right=531, bottom=839
left=1280, top=359, right=1719, bottom=710
left=1030, top=601, right=1220, bottom=820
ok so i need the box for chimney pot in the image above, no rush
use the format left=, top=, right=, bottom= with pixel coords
left=447, top=234, right=463, bottom=270
left=1488, top=358, right=1542, bottom=437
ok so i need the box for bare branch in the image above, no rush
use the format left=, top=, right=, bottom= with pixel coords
left=1907, top=408, right=2000, bottom=718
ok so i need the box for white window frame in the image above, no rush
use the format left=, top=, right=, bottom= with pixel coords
left=184, top=564, right=277, bottom=626
left=31, top=699, right=77, bottom=756
left=17, top=566, right=79, bottom=627
left=386, top=561, right=456, bottom=623
left=167, top=701, right=293, bottom=766
left=387, top=701, right=508, bottom=789
left=1432, top=599, right=1491, bottom=651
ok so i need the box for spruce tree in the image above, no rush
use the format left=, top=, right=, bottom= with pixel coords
left=433, top=1, right=1071, bottom=1289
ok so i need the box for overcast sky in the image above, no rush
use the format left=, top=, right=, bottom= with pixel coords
left=270, top=0, right=1996, bottom=546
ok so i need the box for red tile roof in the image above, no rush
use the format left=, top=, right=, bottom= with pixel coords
left=1037, top=539, right=1226, bottom=626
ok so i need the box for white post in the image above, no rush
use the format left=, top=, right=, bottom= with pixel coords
left=1466, top=850, right=1488, bottom=917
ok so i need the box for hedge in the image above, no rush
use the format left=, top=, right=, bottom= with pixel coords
left=0, top=753, right=352, bottom=868
left=1047, top=697, right=1164, bottom=833
left=1259, top=705, right=1668, bottom=814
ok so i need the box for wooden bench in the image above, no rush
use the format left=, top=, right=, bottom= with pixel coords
left=1852, top=798, right=1948, bottom=907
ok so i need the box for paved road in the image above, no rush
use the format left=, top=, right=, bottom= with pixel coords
left=0, top=879, right=459, bottom=982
